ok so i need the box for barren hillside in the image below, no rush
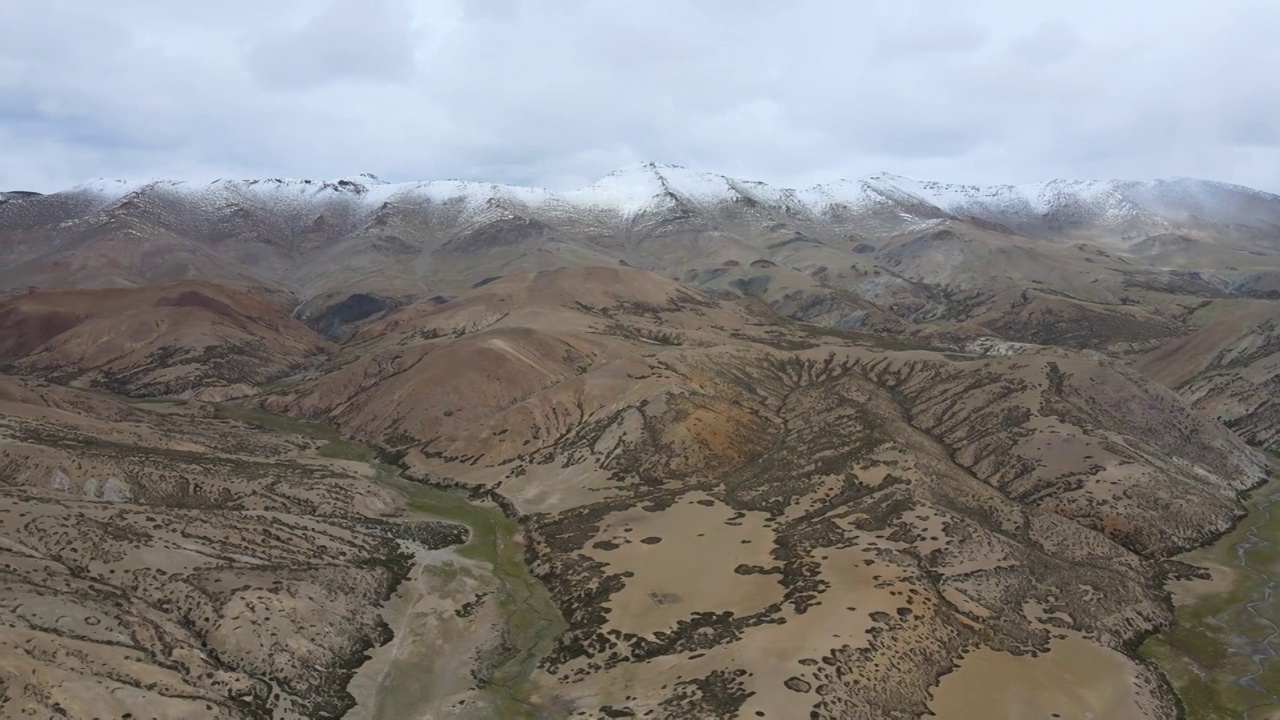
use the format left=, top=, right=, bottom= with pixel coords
left=0, top=166, right=1277, bottom=719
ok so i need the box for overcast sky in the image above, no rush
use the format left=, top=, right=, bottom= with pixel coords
left=3, top=0, right=1279, bottom=193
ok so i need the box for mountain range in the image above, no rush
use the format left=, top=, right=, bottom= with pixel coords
left=1, top=163, right=1278, bottom=719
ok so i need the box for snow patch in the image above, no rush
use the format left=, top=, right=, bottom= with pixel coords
left=48, top=165, right=1280, bottom=239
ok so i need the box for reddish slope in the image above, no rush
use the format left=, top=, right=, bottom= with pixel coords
left=0, top=282, right=332, bottom=398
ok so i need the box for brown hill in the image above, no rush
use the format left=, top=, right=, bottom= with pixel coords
left=255, top=265, right=1267, bottom=719
left=5, top=165, right=1280, bottom=718
left=1136, top=299, right=1280, bottom=452
left=0, top=282, right=332, bottom=399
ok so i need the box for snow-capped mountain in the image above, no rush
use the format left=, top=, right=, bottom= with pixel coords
left=15, top=162, right=1274, bottom=245
left=3, top=162, right=1279, bottom=328
left=865, top=173, right=1280, bottom=241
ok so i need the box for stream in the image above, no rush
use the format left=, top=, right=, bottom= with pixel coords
left=375, top=472, right=569, bottom=718
left=1238, top=494, right=1280, bottom=716
left=212, top=404, right=567, bottom=719
left=1142, top=476, right=1280, bottom=719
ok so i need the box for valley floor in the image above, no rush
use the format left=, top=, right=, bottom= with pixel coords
left=1143, top=474, right=1280, bottom=720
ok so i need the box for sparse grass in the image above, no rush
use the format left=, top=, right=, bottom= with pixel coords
left=798, top=323, right=930, bottom=352
left=1141, top=476, right=1280, bottom=719
left=400, top=481, right=567, bottom=717
left=316, top=439, right=376, bottom=463
left=213, top=403, right=328, bottom=437
left=213, top=403, right=375, bottom=462
left=207, top=407, right=567, bottom=718
left=127, top=395, right=189, bottom=405
left=598, top=321, right=686, bottom=346
left=259, top=374, right=307, bottom=393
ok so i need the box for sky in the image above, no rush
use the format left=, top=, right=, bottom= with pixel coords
left=3, top=0, right=1279, bottom=194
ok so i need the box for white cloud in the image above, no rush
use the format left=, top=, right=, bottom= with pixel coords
left=2, top=0, right=1278, bottom=194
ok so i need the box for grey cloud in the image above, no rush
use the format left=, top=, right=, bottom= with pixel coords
left=247, top=0, right=417, bottom=89
left=2, top=0, right=1279, bottom=194
left=1007, top=21, right=1082, bottom=67
left=1226, top=119, right=1280, bottom=148
left=871, top=24, right=990, bottom=62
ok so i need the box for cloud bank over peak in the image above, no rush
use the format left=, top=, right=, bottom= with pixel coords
left=3, top=0, right=1279, bottom=194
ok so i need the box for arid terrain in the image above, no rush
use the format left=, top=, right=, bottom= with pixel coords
left=0, top=377, right=467, bottom=718
left=1, top=166, right=1278, bottom=718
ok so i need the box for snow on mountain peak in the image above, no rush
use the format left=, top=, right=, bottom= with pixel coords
left=561, top=162, right=735, bottom=215
left=72, top=178, right=156, bottom=197
left=566, top=164, right=672, bottom=214
left=45, top=165, right=1280, bottom=238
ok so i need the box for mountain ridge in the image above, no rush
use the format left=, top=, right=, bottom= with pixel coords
left=10, top=163, right=1269, bottom=224
left=5, top=158, right=1280, bottom=457
left=4, top=163, right=1273, bottom=260
left=4, top=160, right=1280, bottom=717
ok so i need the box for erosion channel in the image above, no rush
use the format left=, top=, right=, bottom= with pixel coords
left=218, top=405, right=568, bottom=720
left=1143, top=474, right=1280, bottom=720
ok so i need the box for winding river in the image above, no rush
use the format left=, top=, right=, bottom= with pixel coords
left=214, top=404, right=567, bottom=719
left=1237, top=493, right=1280, bottom=717
left=376, top=473, right=568, bottom=718
left=228, top=402, right=1280, bottom=718
left=1142, top=476, right=1280, bottom=719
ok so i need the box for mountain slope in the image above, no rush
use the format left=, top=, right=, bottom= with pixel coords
left=6, top=164, right=1279, bottom=296
left=1135, top=299, right=1280, bottom=452
left=6, top=164, right=1280, bottom=448
left=0, top=375, right=467, bottom=718
left=3, top=164, right=1280, bottom=718
left=0, top=282, right=332, bottom=399
left=253, top=265, right=1267, bottom=719
left=10, top=163, right=1278, bottom=245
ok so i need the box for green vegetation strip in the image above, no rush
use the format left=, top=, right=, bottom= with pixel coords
left=213, top=404, right=376, bottom=462
left=397, top=478, right=569, bottom=717
left=215, top=401, right=567, bottom=718
left=1141, top=476, right=1280, bottom=720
